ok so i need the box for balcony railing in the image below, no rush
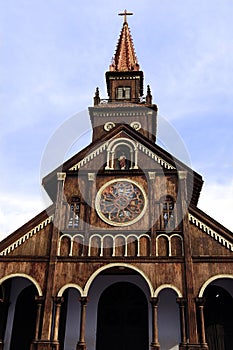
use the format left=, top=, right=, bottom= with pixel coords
left=98, top=97, right=147, bottom=105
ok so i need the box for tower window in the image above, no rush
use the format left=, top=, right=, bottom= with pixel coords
left=67, top=197, right=80, bottom=229
left=162, top=196, right=175, bottom=229
left=117, top=87, right=131, bottom=100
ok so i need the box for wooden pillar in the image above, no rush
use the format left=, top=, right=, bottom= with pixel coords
left=39, top=172, right=66, bottom=347
left=196, top=298, right=208, bottom=348
left=53, top=297, right=64, bottom=342
left=83, top=173, right=96, bottom=257
left=177, top=297, right=187, bottom=347
left=148, top=172, right=156, bottom=256
left=34, top=296, right=44, bottom=341
left=150, top=297, right=160, bottom=350
left=77, top=297, right=88, bottom=350
left=178, top=171, right=199, bottom=346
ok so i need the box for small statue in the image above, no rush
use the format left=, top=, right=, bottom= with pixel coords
left=118, top=152, right=126, bottom=170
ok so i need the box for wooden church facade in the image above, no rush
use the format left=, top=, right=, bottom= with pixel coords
left=0, top=12, right=233, bottom=350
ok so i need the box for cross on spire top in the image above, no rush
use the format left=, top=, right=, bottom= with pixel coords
left=118, top=9, right=133, bottom=24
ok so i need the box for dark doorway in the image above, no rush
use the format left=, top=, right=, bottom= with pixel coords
left=96, top=282, right=149, bottom=350
left=10, top=284, right=37, bottom=350
left=204, top=285, right=233, bottom=350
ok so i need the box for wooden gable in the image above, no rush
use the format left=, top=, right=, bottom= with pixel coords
left=43, top=123, right=203, bottom=206
left=0, top=207, right=54, bottom=257
left=189, top=207, right=233, bottom=256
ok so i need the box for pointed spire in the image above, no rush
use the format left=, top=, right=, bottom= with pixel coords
left=94, top=87, right=100, bottom=105
left=109, top=10, right=139, bottom=72
left=146, top=85, right=152, bottom=104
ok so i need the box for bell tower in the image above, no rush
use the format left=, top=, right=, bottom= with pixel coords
left=89, top=10, right=158, bottom=144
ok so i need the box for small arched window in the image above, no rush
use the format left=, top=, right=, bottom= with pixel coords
left=67, top=197, right=80, bottom=229
left=162, top=196, right=175, bottom=230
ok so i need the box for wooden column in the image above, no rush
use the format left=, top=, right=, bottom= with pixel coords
left=53, top=297, right=64, bottom=342
left=148, top=172, right=156, bottom=256
left=150, top=297, right=160, bottom=350
left=34, top=296, right=44, bottom=341
left=178, top=171, right=199, bottom=346
left=83, top=173, right=96, bottom=257
left=39, top=172, right=66, bottom=347
left=177, top=297, right=187, bottom=347
left=77, top=297, right=88, bottom=350
left=196, top=298, right=208, bottom=348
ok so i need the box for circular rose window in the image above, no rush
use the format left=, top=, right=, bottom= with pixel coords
left=95, top=179, right=147, bottom=226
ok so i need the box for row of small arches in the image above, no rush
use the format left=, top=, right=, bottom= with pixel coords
left=58, top=233, right=183, bottom=257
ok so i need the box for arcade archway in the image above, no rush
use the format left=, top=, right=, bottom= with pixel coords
left=204, top=284, right=233, bottom=350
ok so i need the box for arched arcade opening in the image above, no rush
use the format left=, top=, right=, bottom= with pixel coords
left=0, top=275, right=41, bottom=350
left=203, top=278, right=233, bottom=350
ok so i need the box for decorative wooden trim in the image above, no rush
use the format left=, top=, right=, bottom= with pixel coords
left=57, top=172, right=66, bottom=181
left=0, top=215, right=54, bottom=256
left=88, top=173, right=95, bottom=181
left=148, top=172, right=156, bottom=180
left=137, top=144, right=175, bottom=169
left=199, top=274, right=233, bottom=297
left=87, top=233, right=151, bottom=258
left=156, top=233, right=184, bottom=257
left=57, top=283, right=84, bottom=297
left=69, top=143, right=107, bottom=171
left=0, top=273, right=43, bottom=295
left=69, top=140, right=175, bottom=171
left=58, top=233, right=85, bottom=256
left=83, top=262, right=154, bottom=297
left=178, top=171, right=187, bottom=180
left=189, top=213, right=233, bottom=251
left=154, top=283, right=183, bottom=298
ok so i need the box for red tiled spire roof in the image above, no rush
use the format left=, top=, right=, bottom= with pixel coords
left=109, top=11, right=140, bottom=72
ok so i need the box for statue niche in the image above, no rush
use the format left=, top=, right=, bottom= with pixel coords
left=105, top=138, right=138, bottom=170
left=115, top=146, right=130, bottom=170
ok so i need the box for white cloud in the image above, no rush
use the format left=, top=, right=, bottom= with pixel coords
left=0, top=193, right=45, bottom=241
left=198, top=180, right=233, bottom=232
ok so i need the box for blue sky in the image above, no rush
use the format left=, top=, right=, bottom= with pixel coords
left=1, top=0, right=233, bottom=239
